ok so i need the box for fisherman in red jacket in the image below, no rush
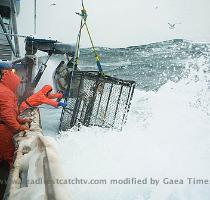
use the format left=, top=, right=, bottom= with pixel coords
left=19, top=84, right=67, bottom=113
left=0, top=70, right=31, bottom=199
left=0, top=70, right=30, bottom=168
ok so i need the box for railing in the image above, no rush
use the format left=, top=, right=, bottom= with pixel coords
left=3, top=108, right=71, bottom=200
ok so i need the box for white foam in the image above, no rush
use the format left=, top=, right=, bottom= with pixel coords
left=42, top=54, right=210, bottom=199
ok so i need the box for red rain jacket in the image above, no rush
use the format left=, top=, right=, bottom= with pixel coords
left=0, top=70, right=22, bottom=167
left=19, top=85, right=62, bottom=113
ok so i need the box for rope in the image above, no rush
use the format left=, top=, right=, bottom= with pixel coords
left=84, top=22, right=103, bottom=72
left=73, top=21, right=85, bottom=67
left=74, top=0, right=103, bottom=73
left=81, top=0, right=85, bottom=9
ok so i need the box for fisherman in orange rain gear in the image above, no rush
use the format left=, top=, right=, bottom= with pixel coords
left=19, top=84, right=67, bottom=113
left=0, top=70, right=30, bottom=168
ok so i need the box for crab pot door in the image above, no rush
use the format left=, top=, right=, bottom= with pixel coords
left=59, top=71, right=135, bottom=131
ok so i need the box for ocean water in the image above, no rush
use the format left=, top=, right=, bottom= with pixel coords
left=40, top=39, right=210, bottom=200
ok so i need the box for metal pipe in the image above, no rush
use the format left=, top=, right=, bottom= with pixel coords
left=31, top=54, right=51, bottom=88
left=112, top=85, right=123, bottom=127
left=102, top=83, right=113, bottom=126
left=120, top=86, right=132, bottom=128
left=0, top=32, right=27, bottom=38
left=122, top=84, right=135, bottom=126
left=93, top=82, right=104, bottom=126
left=71, top=73, right=84, bottom=127
left=34, top=0, right=37, bottom=35
left=120, top=84, right=135, bottom=129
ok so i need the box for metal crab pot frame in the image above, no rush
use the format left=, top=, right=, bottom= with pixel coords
left=59, top=71, right=136, bottom=131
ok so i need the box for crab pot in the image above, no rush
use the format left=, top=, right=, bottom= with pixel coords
left=59, top=71, right=135, bottom=131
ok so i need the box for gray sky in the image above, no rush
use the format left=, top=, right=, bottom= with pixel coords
left=17, top=0, right=210, bottom=48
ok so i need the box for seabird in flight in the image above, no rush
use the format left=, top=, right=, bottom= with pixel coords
left=168, top=22, right=181, bottom=30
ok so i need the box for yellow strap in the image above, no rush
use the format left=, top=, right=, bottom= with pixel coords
left=95, top=55, right=100, bottom=62
left=77, top=0, right=102, bottom=66
left=84, top=22, right=100, bottom=62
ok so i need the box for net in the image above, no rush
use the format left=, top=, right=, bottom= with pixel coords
left=59, top=71, right=135, bottom=131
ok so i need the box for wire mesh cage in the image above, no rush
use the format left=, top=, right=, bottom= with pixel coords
left=59, top=71, right=135, bottom=131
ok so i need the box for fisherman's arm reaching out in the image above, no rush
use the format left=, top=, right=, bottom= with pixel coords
left=42, top=97, right=67, bottom=108
left=47, top=92, right=63, bottom=99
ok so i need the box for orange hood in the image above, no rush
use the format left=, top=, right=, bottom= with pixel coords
left=0, top=70, right=21, bottom=93
left=40, top=85, right=53, bottom=95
